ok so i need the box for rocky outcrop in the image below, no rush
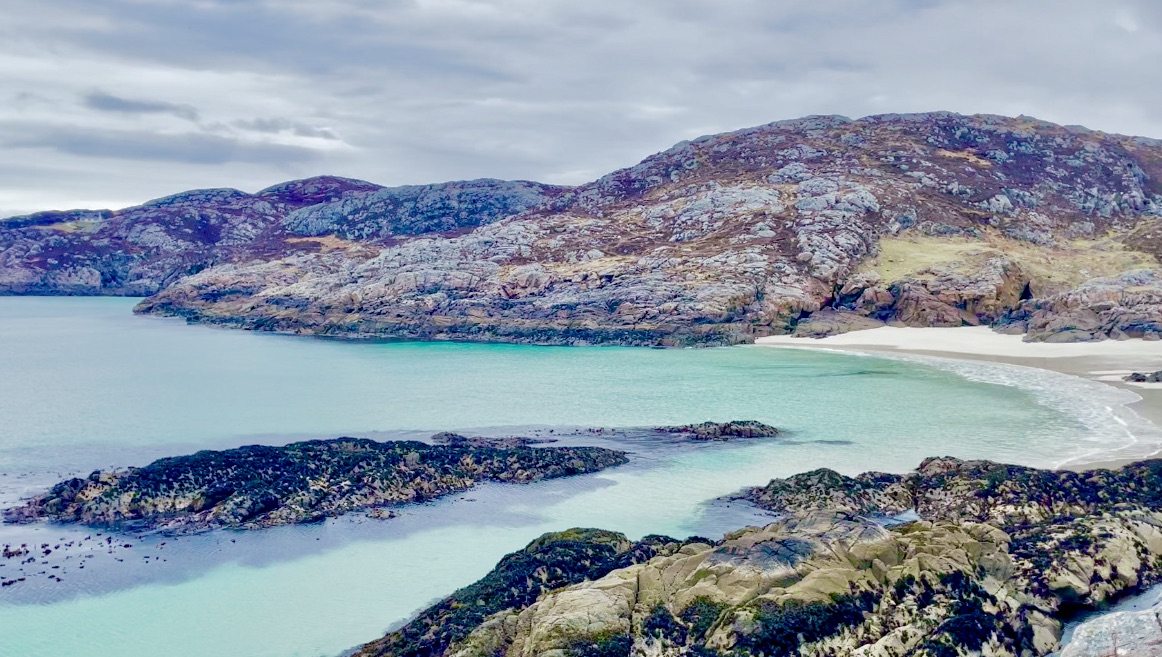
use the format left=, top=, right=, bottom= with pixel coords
left=1, top=437, right=627, bottom=533
left=1061, top=599, right=1162, bottom=656
left=1004, top=269, right=1162, bottom=342
left=354, top=529, right=705, bottom=657
left=653, top=420, right=782, bottom=441
left=741, top=456, right=1162, bottom=530
left=5, top=112, right=1162, bottom=344
left=1127, top=371, right=1162, bottom=382
left=355, top=457, right=1162, bottom=657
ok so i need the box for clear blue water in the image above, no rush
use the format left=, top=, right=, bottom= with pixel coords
left=0, top=297, right=1154, bottom=657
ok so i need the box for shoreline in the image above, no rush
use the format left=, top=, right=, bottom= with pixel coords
left=756, top=327, right=1162, bottom=471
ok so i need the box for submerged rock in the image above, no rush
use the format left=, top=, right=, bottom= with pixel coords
left=2, top=437, right=627, bottom=533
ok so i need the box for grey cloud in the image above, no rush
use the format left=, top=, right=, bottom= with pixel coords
left=2, top=0, right=1162, bottom=214
left=5, top=127, right=319, bottom=165
left=84, top=91, right=200, bottom=121
left=233, top=118, right=339, bottom=140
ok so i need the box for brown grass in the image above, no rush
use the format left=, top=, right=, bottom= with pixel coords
left=867, top=232, right=1159, bottom=293
left=934, top=149, right=994, bottom=168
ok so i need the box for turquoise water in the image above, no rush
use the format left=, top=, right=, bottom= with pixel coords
left=0, top=297, right=1154, bottom=657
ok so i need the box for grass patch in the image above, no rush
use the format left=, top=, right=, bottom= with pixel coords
left=867, top=232, right=1158, bottom=294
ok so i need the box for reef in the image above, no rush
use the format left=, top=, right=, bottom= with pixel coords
left=653, top=420, right=782, bottom=441
left=1, top=437, right=627, bottom=533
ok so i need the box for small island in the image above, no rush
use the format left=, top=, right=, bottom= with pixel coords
left=2, top=436, right=628, bottom=533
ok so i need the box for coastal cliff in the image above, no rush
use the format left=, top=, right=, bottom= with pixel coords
left=2, top=112, right=1160, bottom=345
left=354, top=457, right=1162, bottom=657
left=2, top=437, right=627, bottom=533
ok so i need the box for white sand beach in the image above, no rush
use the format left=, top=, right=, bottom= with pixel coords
left=757, top=327, right=1162, bottom=470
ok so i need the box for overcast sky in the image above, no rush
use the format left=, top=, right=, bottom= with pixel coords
left=1, top=0, right=1158, bottom=216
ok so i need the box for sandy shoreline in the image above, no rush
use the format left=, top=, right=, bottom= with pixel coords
left=757, top=327, right=1162, bottom=471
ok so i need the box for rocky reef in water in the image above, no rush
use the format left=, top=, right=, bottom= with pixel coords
left=352, top=457, right=1162, bottom=657
left=1, top=436, right=627, bottom=533
left=4, top=112, right=1161, bottom=345
left=654, top=420, right=782, bottom=441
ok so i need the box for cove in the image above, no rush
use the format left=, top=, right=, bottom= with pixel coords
left=0, top=297, right=1154, bottom=657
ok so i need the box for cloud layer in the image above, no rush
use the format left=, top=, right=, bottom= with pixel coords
left=1, top=0, right=1159, bottom=215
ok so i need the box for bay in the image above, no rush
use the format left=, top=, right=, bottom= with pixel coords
left=0, top=297, right=1152, bottom=657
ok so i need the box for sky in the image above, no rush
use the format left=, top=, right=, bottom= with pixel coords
left=1, top=0, right=1159, bottom=216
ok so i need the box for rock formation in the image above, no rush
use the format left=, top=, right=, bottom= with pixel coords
left=1126, top=370, right=1162, bottom=383
left=3, top=112, right=1161, bottom=344
left=654, top=421, right=782, bottom=441
left=351, top=457, right=1162, bottom=657
left=355, top=529, right=706, bottom=657
left=1061, top=598, right=1162, bottom=656
left=2, top=437, right=627, bottom=533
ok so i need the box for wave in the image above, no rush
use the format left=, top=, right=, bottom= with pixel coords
left=854, top=350, right=1162, bottom=468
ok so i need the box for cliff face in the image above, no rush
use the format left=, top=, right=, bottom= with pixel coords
left=362, top=458, right=1162, bottom=657
left=4, top=112, right=1161, bottom=343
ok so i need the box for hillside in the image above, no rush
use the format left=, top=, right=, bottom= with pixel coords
left=3, top=112, right=1160, bottom=344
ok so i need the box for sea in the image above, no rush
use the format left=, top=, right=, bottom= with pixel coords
left=1, top=297, right=1158, bottom=657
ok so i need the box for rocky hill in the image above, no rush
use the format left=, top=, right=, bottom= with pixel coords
left=4, top=112, right=1161, bottom=344
left=353, top=457, right=1162, bottom=657
left=0, top=177, right=565, bottom=296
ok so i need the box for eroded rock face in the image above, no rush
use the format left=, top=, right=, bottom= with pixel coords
left=6, top=112, right=1162, bottom=344
left=356, top=457, right=1162, bottom=657
left=1011, top=269, right=1162, bottom=342
left=1, top=437, right=627, bottom=533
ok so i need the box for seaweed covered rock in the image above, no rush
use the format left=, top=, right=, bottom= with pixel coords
left=741, top=456, right=1162, bottom=529
left=2, top=437, right=627, bottom=532
left=654, top=420, right=781, bottom=441
left=432, top=511, right=1050, bottom=657
left=354, top=529, right=700, bottom=657
left=428, top=432, right=542, bottom=448
left=426, top=508, right=1162, bottom=657
left=366, top=458, right=1162, bottom=657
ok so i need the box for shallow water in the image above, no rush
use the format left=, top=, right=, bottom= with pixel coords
left=1, top=297, right=1158, bottom=657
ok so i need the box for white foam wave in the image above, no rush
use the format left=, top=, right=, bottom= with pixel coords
left=867, top=351, right=1162, bottom=468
